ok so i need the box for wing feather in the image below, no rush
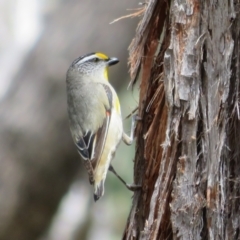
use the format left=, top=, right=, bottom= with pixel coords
left=75, top=83, right=113, bottom=175
left=91, top=84, right=113, bottom=168
left=76, top=131, right=95, bottom=160
left=91, top=110, right=110, bottom=168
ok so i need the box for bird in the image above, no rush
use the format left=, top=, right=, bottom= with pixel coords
left=66, top=52, right=137, bottom=201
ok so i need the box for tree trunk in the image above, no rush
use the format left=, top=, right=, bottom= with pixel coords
left=123, top=0, right=240, bottom=239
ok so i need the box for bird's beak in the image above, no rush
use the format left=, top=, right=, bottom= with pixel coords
left=107, top=57, right=119, bottom=66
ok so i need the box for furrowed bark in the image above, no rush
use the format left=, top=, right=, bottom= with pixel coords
left=123, top=0, right=240, bottom=239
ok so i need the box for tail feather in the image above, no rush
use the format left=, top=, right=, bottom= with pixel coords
left=93, top=180, right=105, bottom=201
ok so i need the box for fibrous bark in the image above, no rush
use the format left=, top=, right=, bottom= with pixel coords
left=123, top=0, right=240, bottom=239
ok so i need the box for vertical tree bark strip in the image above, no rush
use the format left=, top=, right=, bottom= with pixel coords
left=123, top=0, right=240, bottom=239
left=167, top=1, right=203, bottom=239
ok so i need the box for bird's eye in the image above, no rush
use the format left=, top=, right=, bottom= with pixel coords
left=93, top=58, right=99, bottom=62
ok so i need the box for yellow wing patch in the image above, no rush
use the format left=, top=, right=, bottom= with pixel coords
left=96, top=52, right=109, bottom=60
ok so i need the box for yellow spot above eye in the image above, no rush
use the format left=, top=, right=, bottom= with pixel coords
left=95, top=52, right=109, bottom=60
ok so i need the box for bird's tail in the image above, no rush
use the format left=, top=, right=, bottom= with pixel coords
left=93, top=180, right=105, bottom=201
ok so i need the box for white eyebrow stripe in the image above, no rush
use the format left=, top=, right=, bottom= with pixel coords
left=76, top=55, right=96, bottom=64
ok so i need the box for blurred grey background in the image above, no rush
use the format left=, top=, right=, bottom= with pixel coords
left=0, top=0, right=139, bottom=239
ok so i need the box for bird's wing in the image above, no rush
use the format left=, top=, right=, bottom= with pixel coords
left=76, top=83, right=113, bottom=170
